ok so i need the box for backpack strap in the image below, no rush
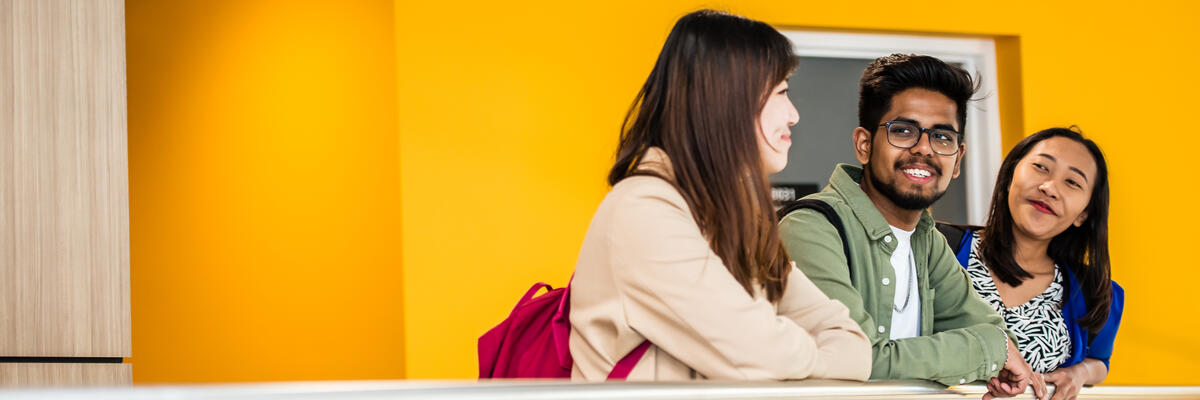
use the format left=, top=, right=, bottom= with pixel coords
left=513, top=283, right=552, bottom=317
left=935, top=221, right=983, bottom=267
left=568, top=273, right=651, bottom=380
left=606, top=340, right=651, bottom=380
left=777, top=199, right=853, bottom=281
left=935, top=222, right=967, bottom=254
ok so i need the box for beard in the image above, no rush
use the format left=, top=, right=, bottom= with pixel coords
left=865, top=156, right=948, bottom=211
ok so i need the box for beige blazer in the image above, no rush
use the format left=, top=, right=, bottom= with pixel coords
left=570, top=148, right=871, bottom=381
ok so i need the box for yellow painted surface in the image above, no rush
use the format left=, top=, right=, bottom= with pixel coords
left=126, top=1, right=404, bottom=382
left=122, top=0, right=1198, bottom=385
left=397, top=0, right=1200, bottom=385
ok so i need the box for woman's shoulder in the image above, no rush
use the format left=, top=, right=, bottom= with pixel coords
left=608, top=175, right=686, bottom=208
left=1109, top=280, right=1124, bottom=310
left=587, top=175, right=710, bottom=262
left=1058, top=265, right=1124, bottom=320
left=592, top=175, right=693, bottom=233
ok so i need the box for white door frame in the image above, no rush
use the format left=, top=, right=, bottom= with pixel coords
left=781, top=30, right=1003, bottom=226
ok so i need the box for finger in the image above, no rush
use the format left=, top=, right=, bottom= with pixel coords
left=985, top=382, right=1001, bottom=397
left=1031, top=374, right=1048, bottom=400
left=1018, top=375, right=1031, bottom=391
left=984, top=386, right=1010, bottom=400
left=1042, top=378, right=1061, bottom=400
left=982, top=393, right=994, bottom=400
left=1049, top=386, right=1065, bottom=400
left=1002, top=380, right=1020, bottom=396
left=986, top=378, right=1007, bottom=398
left=1051, top=381, right=1079, bottom=400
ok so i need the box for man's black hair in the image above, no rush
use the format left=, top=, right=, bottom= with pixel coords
left=858, top=54, right=978, bottom=139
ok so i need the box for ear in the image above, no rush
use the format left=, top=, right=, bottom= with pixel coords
left=1073, top=209, right=1089, bottom=227
left=852, top=127, right=873, bottom=164
left=950, top=142, right=966, bottom=179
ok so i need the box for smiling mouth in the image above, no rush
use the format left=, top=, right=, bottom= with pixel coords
left=1029, top=200, right=1057, bottom=216
left=897, top=163, right=939, bottom=183
left=893, top=158, right=941, bottom=184
left=901, top=168, right=931, bottom=178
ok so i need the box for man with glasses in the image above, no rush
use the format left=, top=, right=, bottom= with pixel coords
left=779, top=54, right=1046, bottom=399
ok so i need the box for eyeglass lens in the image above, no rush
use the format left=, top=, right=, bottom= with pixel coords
left=886, top=121, right=959, bottom=155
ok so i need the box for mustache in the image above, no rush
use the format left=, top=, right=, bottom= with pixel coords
left=893, top=157, right=942, bottom=176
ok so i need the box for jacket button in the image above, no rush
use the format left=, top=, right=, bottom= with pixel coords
left=877, top=325, right=885, bottom=333
left=884, top=235, right=893, bottom=243
left=882, top=278, right=890, bottom=285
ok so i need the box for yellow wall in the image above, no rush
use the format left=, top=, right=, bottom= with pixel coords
left=397, top=0, right=1200, bottom=384
left=126, top=1, right=404, bottom=382
left=125, top=0, right=1199, bottom=385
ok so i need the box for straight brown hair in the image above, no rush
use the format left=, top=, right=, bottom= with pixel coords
left=608, top=10, right=798, bottom=302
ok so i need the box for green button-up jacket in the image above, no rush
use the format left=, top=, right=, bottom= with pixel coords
left=779, top=164, right=1013, bottom=386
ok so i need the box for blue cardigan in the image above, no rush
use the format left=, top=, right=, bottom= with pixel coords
left=953, top=230, right=1124, bottom=369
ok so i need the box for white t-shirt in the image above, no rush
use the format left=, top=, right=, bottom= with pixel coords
left=888, top=224, right=921, bottom=340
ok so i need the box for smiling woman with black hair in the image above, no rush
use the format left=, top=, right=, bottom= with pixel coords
left=942, top=127, right=1123, bottom=400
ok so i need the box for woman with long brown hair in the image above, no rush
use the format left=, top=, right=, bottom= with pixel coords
left=569, top=10, right=870, bottom=381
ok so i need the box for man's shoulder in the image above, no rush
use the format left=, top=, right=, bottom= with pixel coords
left=798, top=187, right=854, bottom=213
left=778, top=191, right=854, bottom=230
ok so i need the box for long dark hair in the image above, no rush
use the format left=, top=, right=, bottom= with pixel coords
left=979, top=127, right=1111, bottom=332
left=607, top=10, right=797, bottom=302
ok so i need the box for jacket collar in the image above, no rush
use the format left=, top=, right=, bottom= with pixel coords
left=635, top=146, right=675, bottom=180
left=828, top=163, right=935, bottom=239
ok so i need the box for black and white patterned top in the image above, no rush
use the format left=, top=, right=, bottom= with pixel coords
left=966, top=232, right=1071, bottom=373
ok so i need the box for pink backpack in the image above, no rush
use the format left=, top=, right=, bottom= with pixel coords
left=478, top=281, right=650, bottom=379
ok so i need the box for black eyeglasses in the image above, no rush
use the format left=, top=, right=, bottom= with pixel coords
left=878, top=120, right=961, bottom=156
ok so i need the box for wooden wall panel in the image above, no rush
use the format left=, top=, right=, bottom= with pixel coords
left=0, top=0, right=130, bottom=357
left=0, top=364, right=131, bottom=387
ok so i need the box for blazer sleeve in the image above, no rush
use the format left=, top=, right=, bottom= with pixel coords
left=1086, top=281, right=1125, bottom=369
left=776, top=265, right=872, bottom=381
left=608, top=184, right=866, bottom=380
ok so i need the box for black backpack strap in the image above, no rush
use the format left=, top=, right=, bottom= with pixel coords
left=777, top=199, right=853, bottom=281
left=934, top=221, right=984, bottom=254
left=935, top=221, right=967, bottom=254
